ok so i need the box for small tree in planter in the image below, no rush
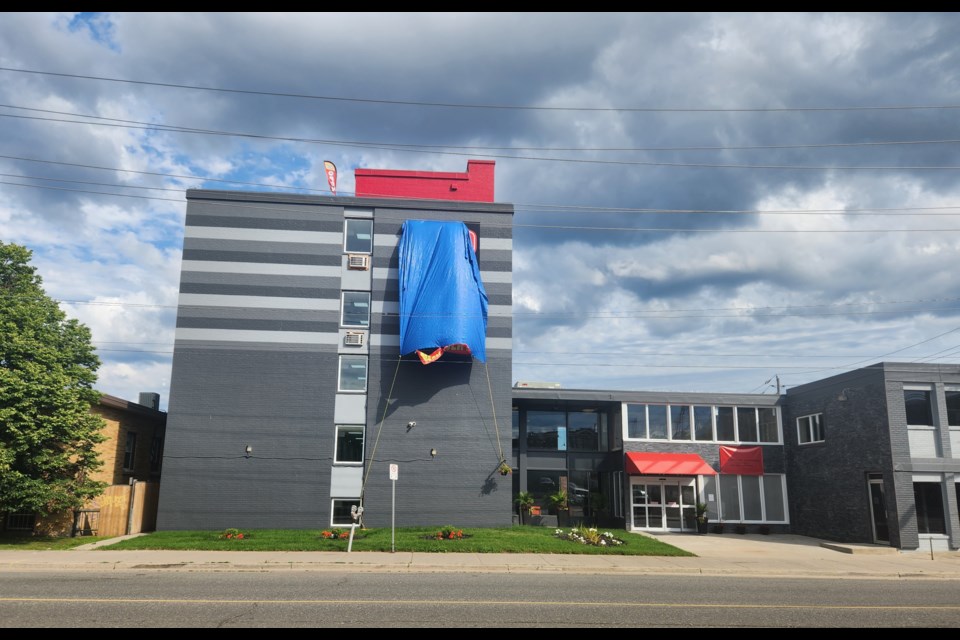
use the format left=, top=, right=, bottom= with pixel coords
left=548, top=489, right=569, bottom=526
left=515, top=491, right=534, bottom=525
left=695, top=502, right=709, bottom=534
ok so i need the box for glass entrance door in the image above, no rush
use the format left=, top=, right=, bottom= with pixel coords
left=631, top=478, right=697, bottom=531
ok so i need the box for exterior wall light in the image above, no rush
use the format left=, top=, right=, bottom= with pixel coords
left=245, top=445, right=253, bottom=458
left=430, top=448, right=437, bottom=458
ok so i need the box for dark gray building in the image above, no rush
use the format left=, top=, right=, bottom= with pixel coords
left=783, top=362, right=960, bottom=551
left=157, top=167, right=514, bottom=530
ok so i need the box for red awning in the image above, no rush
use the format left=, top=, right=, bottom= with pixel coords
left=625, top=452, right=717, bottom=476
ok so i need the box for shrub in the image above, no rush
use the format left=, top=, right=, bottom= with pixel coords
left=555, top=523, right=625, bottom=547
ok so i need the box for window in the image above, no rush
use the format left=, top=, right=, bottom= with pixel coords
left=905, top=389, right=934, bottom=426
left=335, top=425, right=364, bottom=463
left=512, top=408, right=519, bottom=452
left=797, top=413, right=824, bottom=444
left=670, top=405, right=691, bottom=440
left=693, top=406, right=713, bottom=441
left=341, top=291, right=370, bottom=327
left=338, top=355, right=368, bottom=392
left=737, top=407, right=758, bottom=442
left=648, top=405, right=667, bottom=439
left=758, top=408, right=779, bottom=443
left=946, top=389, right=960, bottom=427
left=717, top=474, right=788, bottom=523
left=123, top=432, right=137, bottom=471
left=567, top=411, right=599, bottom=451
left=331, top=499, right=361, bottom=527
left=716, top=407, right=735, bottom=441
left=626, top=404, right=647, bottom=439
left=149, top=434, right=164, bottom=473
left=527, top=410, right=564, bottom=450
left=913, top=482, right=945, bottom=534
left=344, top=219, right=373, bottom=253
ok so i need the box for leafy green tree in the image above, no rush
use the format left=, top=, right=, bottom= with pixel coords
left=0, top=242, right=106, bottom=517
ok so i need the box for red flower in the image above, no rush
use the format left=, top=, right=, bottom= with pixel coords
left=236, top=534, right=244, bottom=539
left=225, top=534, right=233, bottom=539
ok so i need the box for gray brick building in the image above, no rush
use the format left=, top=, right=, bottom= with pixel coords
left=156, top=164, right=514, bottom=531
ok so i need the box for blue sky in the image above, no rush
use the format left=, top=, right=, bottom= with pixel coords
left=3, top=12, right=960, bottom=409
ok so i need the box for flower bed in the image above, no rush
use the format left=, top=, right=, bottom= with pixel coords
left=320, top=528, right=351, bottom=540
left=218, top=528, right=249, bottom=540
left=555, top=524, right=625, bottom=547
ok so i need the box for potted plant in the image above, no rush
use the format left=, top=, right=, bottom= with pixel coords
left=515, top=491, right=534, bottom=525
left=695, top=502, right=709, bottom=534
left=548, top=489, right=569, bottom=526
left=497, top=460, right=512, bottom=476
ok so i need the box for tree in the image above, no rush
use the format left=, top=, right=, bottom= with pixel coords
left=0, top=242, right=106, bottom=518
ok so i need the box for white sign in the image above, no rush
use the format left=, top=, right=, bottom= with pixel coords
left=389, top=463, right=398, bottom=480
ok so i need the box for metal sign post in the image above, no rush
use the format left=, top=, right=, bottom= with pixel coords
left=389, top=463, right=398, bottom=553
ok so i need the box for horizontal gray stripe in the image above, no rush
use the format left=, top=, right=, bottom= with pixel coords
left=374, top=219, right=514, bottom=237
left=175, top=328, right=340, bottom=344
left=173, top=340, right=338, bottom=353
left=182, top=249, right=341, bottom=266
left=180, top=261, right=341, bottom=277
left=186, top=214, right=343, bottom=232
left=177, top=317, right=340, bottom=333
left=374, top=318, right=512, bottom=338
left=180, top=271, right=340, bottom=289
left=184, top=237, right=343, bottom=255
left=180, top=283, right=339, bottom=299
left=176, top=306, right=336, bottom=322
left=177, top=293, right=338, bottom=311
left=187, top=198, right=343, bottom=218
left=371, top=256, right=511, bottom=274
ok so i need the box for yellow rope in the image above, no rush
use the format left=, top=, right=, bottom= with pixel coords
left=360, top=355, right=403, bottom=503
left=485, top=361, right=505, bottom=465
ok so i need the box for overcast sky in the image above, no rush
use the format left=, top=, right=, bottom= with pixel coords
left=3, top=12, right=960, bottom=410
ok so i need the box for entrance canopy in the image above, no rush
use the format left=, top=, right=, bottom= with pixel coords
left=625, top=452, right=717, bottom=476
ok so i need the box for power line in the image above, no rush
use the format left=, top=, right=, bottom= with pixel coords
left=8, top=179, right=960, bottom=234
left=6, top=66, right=960, bottom=113
left=8, top=153, right=960, bottom=216
left=7, top=103, right=960, bottom=153
left=9, top=111, right=960, bottom=171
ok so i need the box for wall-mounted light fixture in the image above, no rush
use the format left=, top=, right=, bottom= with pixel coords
left=837, top=388, right=853, bottom=402
left=407, top=421, right=417, bottom=431
left=245, top=445, right=253, bottom=458
left=430, top=448, right=437, bottom=458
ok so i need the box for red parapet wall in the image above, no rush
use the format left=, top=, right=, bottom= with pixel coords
left=355, top=160, right=495, bottom=202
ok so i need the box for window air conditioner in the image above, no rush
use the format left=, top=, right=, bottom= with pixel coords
left=344, top=332, right=365, bottom=346
left=347, top=254, right=370, bottom=270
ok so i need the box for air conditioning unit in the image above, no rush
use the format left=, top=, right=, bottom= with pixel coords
left=347, top=254, right=370, bottom=270
left=344, top=332, right=365, bottom=346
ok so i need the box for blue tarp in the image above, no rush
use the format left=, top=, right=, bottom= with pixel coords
left=398, top=220, right=487, bottom=363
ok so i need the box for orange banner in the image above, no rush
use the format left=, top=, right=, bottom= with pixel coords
left=323, top=160, right=337, bottom=195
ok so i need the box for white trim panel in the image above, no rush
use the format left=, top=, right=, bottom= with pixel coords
left=185, top=226, right=341, bottom=244
left=175, top=328, right=339, bottom=344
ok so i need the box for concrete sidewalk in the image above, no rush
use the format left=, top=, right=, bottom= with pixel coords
left=2, top=533, right=960, bottom=579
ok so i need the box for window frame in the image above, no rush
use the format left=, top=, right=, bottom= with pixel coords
left=123, top=431, right=137, bottom=472
left=331, top=498, right=361, bottom=527
left=338, top=355, right=368, bottom=393
left=797, top=413, right=825, bottom=445
left=340, top=291, right=371, bottom=328
left=334, top=425, right=365, bottom=465
left=344, top=218, right=373, bottom=254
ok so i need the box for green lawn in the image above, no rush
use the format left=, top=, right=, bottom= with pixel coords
left=0, top=534, right=107, bottom=550
left=97, top=525, right=694, bottom=556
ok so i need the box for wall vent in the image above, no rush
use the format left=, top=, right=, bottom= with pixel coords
left=344, top=332, right=365, bottom=346
left=347, top=254, right=370, bottom=270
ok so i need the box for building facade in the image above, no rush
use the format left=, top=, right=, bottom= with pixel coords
left=157, top=161, right=514, bottom=530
